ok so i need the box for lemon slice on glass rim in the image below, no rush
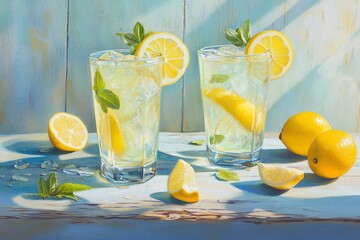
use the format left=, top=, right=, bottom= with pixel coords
left=135, top=32, right=190, bottom=86
left=245, top=30, right=294, bottom=80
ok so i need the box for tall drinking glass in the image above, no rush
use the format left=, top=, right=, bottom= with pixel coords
left=198, top=45, right=271, bottom=167
left=89, top=50, right=162, bottom=183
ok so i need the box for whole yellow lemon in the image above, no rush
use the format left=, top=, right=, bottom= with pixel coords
left=308, top=130, right=357, bottom=179
left=280, top=112, right=331, bottom=156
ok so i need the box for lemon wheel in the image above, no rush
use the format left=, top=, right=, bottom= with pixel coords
left=135, top=32, right=190, bottom=86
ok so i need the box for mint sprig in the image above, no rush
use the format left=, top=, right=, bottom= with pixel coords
left=38, top=172, right=91, bottom=201
left=224, top=19, right=251, bottom=47
left=93, top=68, right=120, bottom=113
left=210, top=74, right=230, bottom=83
left=116, top=22, right=151, bottom=54
left=209, top=134, right=224, bottom=145
left=215, top=169, right=240, bottom=181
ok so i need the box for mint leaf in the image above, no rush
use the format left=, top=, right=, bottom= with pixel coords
left=216, top=169, right=240, bottom=181
left=95, top=95, right=108, bottom=113
left=93, top=68, right=105, bottom=92
left=238, top=19, right=251, bottom=44
left=224, top=28, right=245, bottom=47
left=54, top=193, right=78, bottom=201
left=97, top=89, right=120, bottom=110
left=210, top=74, right=230, bottom=83
left=38, top=177, right=49, bottom=199
left=54, top=183, right=91, bottom=201
left=209, top=134, right=224, bottom=144
left=133, top=22, right=145, bottom=42
left=189, top=140, right=205, bottom=146
left=37, top=173, right=91, bottom=201
left=116, top=22, right=149, bottom=55
left=116, top=32, right=138, bottom=46
left=224, top=19, right=252, bottom=47
left=45, top=172, right=58, bottom=195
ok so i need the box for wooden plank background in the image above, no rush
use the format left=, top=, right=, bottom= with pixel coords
left=0, top=0, right=359, bottom=133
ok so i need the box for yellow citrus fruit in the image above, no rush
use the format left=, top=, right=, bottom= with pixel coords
left=308, top=130, right=357, bottom=179
left=135, top=32, right=190, bottom=86
left=167, top=159, right=199, bottom=203
left=280, top=112, right=331, bottom=156
left=203, top=87, right=265, bottom=132
left=258, top=163, right=304, bottom=190
left=100, top=113, right=125, bottom=155
left=48, top=112, right=88, bottom=151
left=245, top=30, right=294, bottom=80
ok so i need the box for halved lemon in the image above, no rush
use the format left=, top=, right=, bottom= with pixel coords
left=167, top=159, right=199, bottom=203
left=203, top=87, right=265, bottom=132
left=135, top=32, right=190, bottom=86
left=258, top=163, right=304, bottom=190
left=245, top=30, right=294, bottom=80
left=48, top=112, right=88, bottom=151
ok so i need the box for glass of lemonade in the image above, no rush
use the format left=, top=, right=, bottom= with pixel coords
left=89, top=49, right=162, bottom=183
left=198, top=45, right=271, bottom=167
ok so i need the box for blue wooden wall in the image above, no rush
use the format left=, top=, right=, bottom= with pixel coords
left=1, top=0, right=359, bottom=133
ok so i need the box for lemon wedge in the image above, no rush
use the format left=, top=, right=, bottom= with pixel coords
left=48, top=112, right=88, bottom=151
left=135, top=32, right=190, bottom=86
left=245, top=30, right=294, bottom=80
left=258, top=163, right=304, bottom=190
left=167, top=159, right=199, bottom=203
left=99, top=112, right=125, bottom=155
left=203, top=87, right=265, bottom=132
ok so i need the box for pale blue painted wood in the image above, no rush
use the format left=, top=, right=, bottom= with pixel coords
left=0, top=0, right=360, bottom=133
left=0, top=0, right=67, bottom=133
left=67, top=0, right=184, bottom=132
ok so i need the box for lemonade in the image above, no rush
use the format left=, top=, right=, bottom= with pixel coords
left=198, top=46, right=271, bottom=167
left=89, top=50, right=162, bottom=183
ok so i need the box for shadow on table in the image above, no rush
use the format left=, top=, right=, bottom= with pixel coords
left=3, top=139, right=68, bottom=156
left=261, top=149, right=306, bottom=163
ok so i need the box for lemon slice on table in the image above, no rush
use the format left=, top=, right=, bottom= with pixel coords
left=203, top=87, right=265, bottom=132
left=101, top=113, right=125, bottom=155
left=167, top=159, right=199, bottom=203
left=135, top=32, right=190, bottom=86
left=258, top=163, right=304, bottom=190
left=245, top=30, right=294, bottom=80
left=48, top=112, right=88, bottom=151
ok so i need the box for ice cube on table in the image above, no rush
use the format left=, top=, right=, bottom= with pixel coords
left=99, top=50, right=126, bottom=61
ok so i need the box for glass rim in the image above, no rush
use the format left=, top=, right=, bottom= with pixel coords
left=89, top=49, right=162, bottom=63
left=198, top=45, right=271, bottom=59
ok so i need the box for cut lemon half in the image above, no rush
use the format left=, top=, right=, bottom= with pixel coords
left=258, top=163, right=304, bottom=190
left=135, top=32, right=190, bottom=86
left=101, top=113, right=125, bottom=155
left=48, top=112, right=88, bottom=151
left=203, top=87, right=265, bottom=132
left=245, top=30, right=294, bottom=80
left=167, top=159, right=199, bottom=203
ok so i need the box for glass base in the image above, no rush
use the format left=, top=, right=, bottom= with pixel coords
left=206, top=145, right=262, bottom=168
left=100, top=160, right=157, bottom=183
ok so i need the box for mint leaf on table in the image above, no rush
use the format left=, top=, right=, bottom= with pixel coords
left=216, top=169, right=240, bottom=181
left=210, top=74, right=230, bottom=83
left=116, top=22, right=150, bottom=54
left=209, top=134, right=224, bottom=144
left=37, top=173, right=91, bottom=201
left=93, top=68, right=120, bottom=113
left=224, top=19, right=252, bottom=47
left=54, top=183, right=92, bottom=201
left=38, top=177, right=49, bottom=199
left=189, top=140, right=205, bottom=146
